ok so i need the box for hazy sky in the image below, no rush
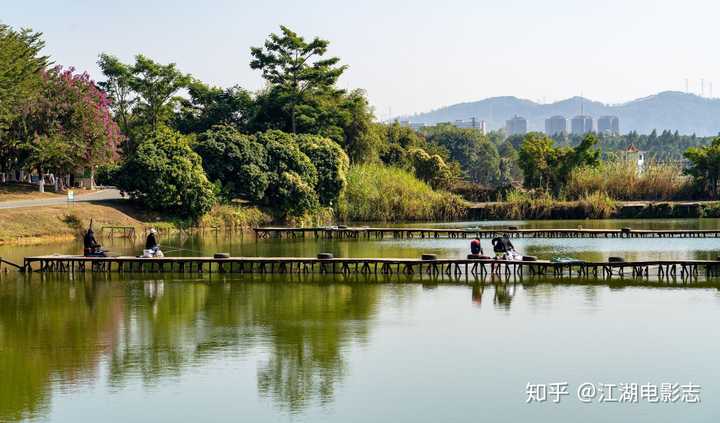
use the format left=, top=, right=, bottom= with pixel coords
left=5, top=0, right=720, bottom=117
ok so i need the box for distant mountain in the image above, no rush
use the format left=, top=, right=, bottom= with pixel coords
left=399, top=92, right=720, bottom=136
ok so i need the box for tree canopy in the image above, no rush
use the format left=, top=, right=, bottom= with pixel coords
left=519, top=132, right=600, bottom=194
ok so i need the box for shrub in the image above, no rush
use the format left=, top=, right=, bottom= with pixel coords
left=116, top=126, right=216, bottom=220
left=194, top=125, right=268, bottom=201
left=273, top=171, right=320, bottom=217
left=297, top=134, right=349, bottom=206
left=408, top=148, right=453, bottom=189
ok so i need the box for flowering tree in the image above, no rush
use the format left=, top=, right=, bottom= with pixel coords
left=16, top=66, right=121, bottom=188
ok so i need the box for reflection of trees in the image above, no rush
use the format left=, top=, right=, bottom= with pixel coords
left=253, top=284, right=378, bottom=411
left=0, top=276, right=120, bottom=421
left=106, top=277, right=381, bottom=413
left=0, top=274, right=385, bottom=419
left=108, top=280, right=209, bottom=386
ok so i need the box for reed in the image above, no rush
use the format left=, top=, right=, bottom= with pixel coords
left=338, top=164, right=468, bottom=222
left=503, top=189, right=556, bottom=219
left=566, top=160, right=690, bottom=201
left=577, top=191, right=617, bottom=218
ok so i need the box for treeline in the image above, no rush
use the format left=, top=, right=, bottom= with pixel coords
left=552, top=130, right=714, bottom=161
left=1, top=23, right=474, bottom=221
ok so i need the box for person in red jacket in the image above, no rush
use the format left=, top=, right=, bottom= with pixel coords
left=470, top=238, right=483, bottom=255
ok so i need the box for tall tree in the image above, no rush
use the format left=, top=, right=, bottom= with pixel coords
left=0, top=24, right=49, bottom=171
left=97, top=53, right=136, bottom=138
left=128, top=54, right=191, bottom=132
left=250, top=26, right=347, bottom=133
left=173, top=80, right=253, bottom=134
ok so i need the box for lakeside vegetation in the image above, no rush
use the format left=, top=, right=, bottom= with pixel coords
left=3, top=21, right=720, bottom=230
left=339, top=164, right=466, bottom=221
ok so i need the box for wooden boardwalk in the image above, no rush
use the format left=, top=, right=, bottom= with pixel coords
left=21, top=255, right=720, bottom=281
left=253, top=226, right=720, bottom=240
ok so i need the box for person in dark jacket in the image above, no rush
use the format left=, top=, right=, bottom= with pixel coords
left=83, top=221, right=104, bottom=256
left=146, top=228, right=159, bottom=252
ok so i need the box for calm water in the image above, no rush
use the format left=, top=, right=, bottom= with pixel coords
left=1, top=219, right=720, bottom=422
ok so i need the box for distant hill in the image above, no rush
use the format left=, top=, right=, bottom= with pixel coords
left=399, top=91, right=720, bottom=136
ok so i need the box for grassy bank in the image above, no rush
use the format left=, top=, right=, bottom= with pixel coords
left=338, top=164, right=468, bottom=222
left=0, top=202, right=271, bottom=245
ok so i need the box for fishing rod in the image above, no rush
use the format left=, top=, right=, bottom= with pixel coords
left=162, top=246, right=204, bottom=255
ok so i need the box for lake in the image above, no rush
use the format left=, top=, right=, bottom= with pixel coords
left=1, top=219, right=719, bottom=422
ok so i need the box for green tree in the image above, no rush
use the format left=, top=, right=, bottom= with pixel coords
left=194, top=125, right=269, bottom=202
left=684, top=137, right=720, bottom=198
left=130, top=55, right=192, bottom=131
left=0, top=24, right=49, bottom=172
left=274, top=171, right=320, bottom=217
left=408, top=148, right=453, bottom=189
left=258, top=130, right=319, bottom=216
left=97, top=53, right=135, bottom=139
left=173, top=81, right=253, bottom=134
left=250, top=26, right=347, bottom=134
left=116, top=127, right=216, bottom=219
left=423, top=124, right=499, bottom=186
left=519, top=132, right=599, bottom=194
left=297, top=134, right=349, bottom=205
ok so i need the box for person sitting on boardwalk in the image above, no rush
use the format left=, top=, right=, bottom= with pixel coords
left=470, top=238, right=483, bottom=255
left=83, top=221, right=105, bottom=257
left=492, top=234, right=522, bottom=260
left=144, top=229, right=163, bottom=257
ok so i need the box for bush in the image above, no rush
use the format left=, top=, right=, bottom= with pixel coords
left=194, top=125, right=268, bottom=201
left=116, top=127, right=216, bottom=220
left=273, top=171, right=320, bottom=217
left=338, top=164, right=467, bottom=221
left=297, top=134, right=349, bottom=206
left=408, top=148, right=453, bottom=189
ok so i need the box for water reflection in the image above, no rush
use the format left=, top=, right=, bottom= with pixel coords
left=0, top=273, right=386, bottom=420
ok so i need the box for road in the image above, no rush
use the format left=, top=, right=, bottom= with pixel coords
left=0, top=189, right=124, bottom=209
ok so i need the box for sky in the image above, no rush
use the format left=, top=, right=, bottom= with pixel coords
left=4, top=0, right=720, bottom=118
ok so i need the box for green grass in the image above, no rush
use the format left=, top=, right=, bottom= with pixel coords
left=338, top=164, right=468, bottom=222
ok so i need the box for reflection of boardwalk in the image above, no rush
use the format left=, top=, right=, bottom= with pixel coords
left=21, top=255, right=720, bottom=282
left=253, top=226, right=720, bottom=239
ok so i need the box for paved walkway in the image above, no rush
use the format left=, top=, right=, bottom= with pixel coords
left=0, top=189, right=123, bottom=209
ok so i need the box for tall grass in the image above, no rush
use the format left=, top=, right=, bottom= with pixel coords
left=503, top=189, right=555, bottom=219
left=577, top=191, right=617, bottom=218
left=566, top=160, right=690, bottom=201
left=338, top=164, right=468, bottom=222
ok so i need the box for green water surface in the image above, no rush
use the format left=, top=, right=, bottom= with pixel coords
left=1, top=219, right=719, bottom=422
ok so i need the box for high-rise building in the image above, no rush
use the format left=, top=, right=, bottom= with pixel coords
left=544, top=115, right=567, bottom=135
left=570, top=115, right=593, bottom=135
left=597, top=116, right=620, bottom=135
left=506, top=115, right=527, bottom=136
